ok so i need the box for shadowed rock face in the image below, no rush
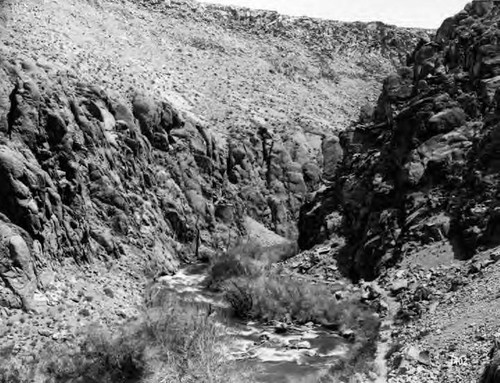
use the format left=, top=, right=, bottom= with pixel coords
left=299, top=0, right=500, bottom=281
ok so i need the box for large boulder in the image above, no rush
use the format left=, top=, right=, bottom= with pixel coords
left=322, top=135, right=343, bottom=181
left=0, top=218, right=36, bottom=309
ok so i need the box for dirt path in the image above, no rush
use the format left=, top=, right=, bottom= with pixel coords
left=374, top=286, right=399, bottom=383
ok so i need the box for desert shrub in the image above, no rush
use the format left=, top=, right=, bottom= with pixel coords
left=0, top=294, right=252, bottom=383
left=224, top=273, right=335, bottom=323
left=189, top=36, right=226, bottom=53
left=205, top=241, right=268, bottom=289
left=141, top=293, right=246, bottom=383
left=226, top=274, right=324, bottom=322
left=225, top=280, right=254, bottom=318
left=44, top=332, right=146, bottom=383
left=206, top=251, right=266, bottom=290
left=206, top=240, right=298, bottom=290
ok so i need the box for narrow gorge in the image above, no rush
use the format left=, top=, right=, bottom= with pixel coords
left=1, top=0, right=500, bottom=383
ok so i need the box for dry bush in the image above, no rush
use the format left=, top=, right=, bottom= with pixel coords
left=43, top=332, right=145, bottom=383
left=206, top=240, right=297, bottom=290
left=206, top=241, right=266, bottom=290
left=0, top=294, right=252, bottom=383
left=189, top=36, right=227, bottom=54
left=141, top=293, right=248, bottom=383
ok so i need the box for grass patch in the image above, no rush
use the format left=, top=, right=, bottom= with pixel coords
left=0, top=294, right=252, bottom=383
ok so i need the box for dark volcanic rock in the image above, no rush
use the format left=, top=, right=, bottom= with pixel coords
left=299, top=0, right=500, bottom=280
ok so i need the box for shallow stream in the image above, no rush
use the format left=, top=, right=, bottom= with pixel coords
left=158, top=265, right=348, bottom=382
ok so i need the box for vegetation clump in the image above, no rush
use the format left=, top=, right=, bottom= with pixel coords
left=208, top=240, right=381, bottom=372
left=0, top=294, right=250, bottom=383
left=206, top=240, right=297, bottom=289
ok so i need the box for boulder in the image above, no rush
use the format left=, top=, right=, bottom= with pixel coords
left=0, top=220, right=36, bottom=309
left=321, top=135, right=343, bottom=181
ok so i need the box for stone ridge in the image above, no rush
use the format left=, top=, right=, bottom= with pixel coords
left=141, top=0, right=432, bottom=73
left=204, top=2, right=431, bottom=66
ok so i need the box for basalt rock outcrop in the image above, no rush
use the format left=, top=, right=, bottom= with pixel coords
left=299, top=0, right=500, bottom=281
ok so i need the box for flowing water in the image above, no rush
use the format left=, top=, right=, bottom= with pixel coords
left=157, top=265, right=348, bottom=382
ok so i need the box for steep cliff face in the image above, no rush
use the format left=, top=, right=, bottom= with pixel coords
left=299, top=0, right=500, bottom=280
left=0, top=52, right=249, bottom=308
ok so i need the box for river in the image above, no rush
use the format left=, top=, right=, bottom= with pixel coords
left=157, top=265, right=349, bottom=383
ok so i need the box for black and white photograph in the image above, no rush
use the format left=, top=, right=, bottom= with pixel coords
left=0, top=0, right=497, bottom=382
